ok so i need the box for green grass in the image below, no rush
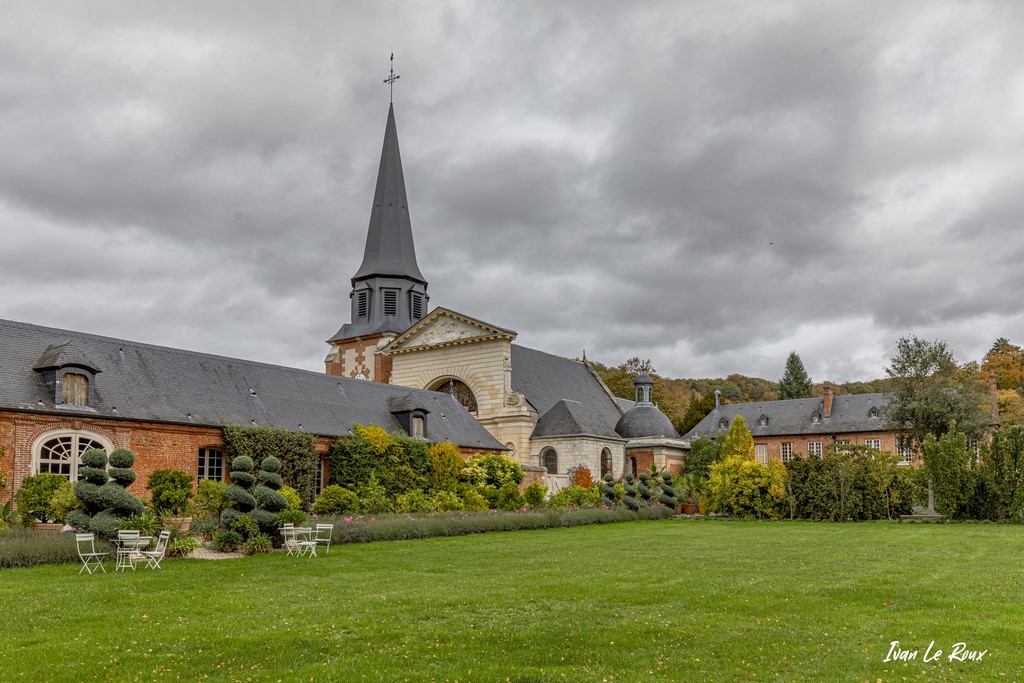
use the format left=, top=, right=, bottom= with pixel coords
left=2, top=520, right=1022, bottom=682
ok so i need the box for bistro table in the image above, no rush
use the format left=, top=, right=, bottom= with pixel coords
left=112, top=535, right=152, bottom=571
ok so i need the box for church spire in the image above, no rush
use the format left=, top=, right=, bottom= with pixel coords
left=352, top=103, right=425, bottom=286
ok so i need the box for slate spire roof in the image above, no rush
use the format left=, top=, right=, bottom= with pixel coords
left=352, top=103, right=425, bottom=286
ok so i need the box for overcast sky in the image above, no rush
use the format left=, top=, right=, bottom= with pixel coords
left=2, top=1, right=1023, bottom=383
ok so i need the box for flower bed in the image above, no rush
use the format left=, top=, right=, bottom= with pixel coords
left=0, top=527, right=89, bottom=569
left=323, top=505, right=675, bottom=545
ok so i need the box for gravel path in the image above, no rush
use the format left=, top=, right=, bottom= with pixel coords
left=188, top=547, right=244, bottom=560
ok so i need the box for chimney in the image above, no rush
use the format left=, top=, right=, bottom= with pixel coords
left=714, top=389, right=721, bottom=410
left=989, top=371, right=1000, bottom=425
left=823, top=382, right=833, bottom=419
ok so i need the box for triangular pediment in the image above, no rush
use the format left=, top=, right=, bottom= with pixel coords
left=381, top=307, right=516, bottom=354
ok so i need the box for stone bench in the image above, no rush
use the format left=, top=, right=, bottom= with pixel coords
left=898, top=514, right=946, bottom=523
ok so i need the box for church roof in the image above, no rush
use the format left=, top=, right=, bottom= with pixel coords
left=532, top=399, right=625, bottom=440
left=615, top=403, right=679, bottom=439
left=684, top=393, right=889, bottom=440
left=352, top=103, right=425, bottom=286
left=510, top=345, right=624, bottom=433
left=0, top=318, right=503, bottom=450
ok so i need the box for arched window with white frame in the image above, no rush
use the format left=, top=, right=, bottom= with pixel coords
left=32, top=430, right=113, bottom=481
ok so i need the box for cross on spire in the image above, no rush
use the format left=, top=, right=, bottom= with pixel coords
left=384, top=53, right=400, bottom=103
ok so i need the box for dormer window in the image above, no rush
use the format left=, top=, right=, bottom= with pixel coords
left=383, top=289, right=399, bottom=316
left=411, top=292, right=425, bottom=320
left=719, top=418, right=728, bottom=429
left=868, top=407, right=879, bottom=419
left=411, top=414, right=425, bottom=438
left=811, top=412, right=821, bottom=424
left=758, top=414, right=768, bottom=427
left=61, top=373, right=89, bottom=406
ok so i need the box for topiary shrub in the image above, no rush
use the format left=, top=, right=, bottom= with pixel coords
left=637, top=473, right=654, bottom=504
left=601, top=474, right=617, bottom=508
left=313, top=485, right=359, bottom=515
left=658, top=471, right=678, bottom=509
left=622, top=473, right=640, bottom=511
left=70, top=448, right=145, bottom=538
left=524, top=481, right=547, bottom=508
left=146, top=468, right=194, bottom=516
left=496, top=482, right=526, bottom=511
left=222, top=456, right=256, bottom=531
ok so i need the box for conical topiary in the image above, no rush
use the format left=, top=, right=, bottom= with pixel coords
left=600, top=473, right=616, bottom=508
left=222, top=456, right=257, bottom=531
left=67, top=447, right=145, bottom=538
left=622, top=473, right=640, bottom=511
left=250, top=456, right=289, bottom=533
left=637, top=472, right=654, bottom=504
left=658, top=471, right=678, bottom=510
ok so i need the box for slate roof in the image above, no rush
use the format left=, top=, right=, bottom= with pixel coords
left=684, top=393, right=890, bottom=440
left=0, top=319, right=504, bottom=450
left=510, top=345, right=624, bottom=434
left=532, top=399, right=625, bottom=440
left=352, top=103, right=425, bottom=286
left=615, top=404, right=679, bottom=439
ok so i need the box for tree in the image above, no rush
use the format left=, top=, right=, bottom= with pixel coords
left=982, top=338, right=1024, bottom=391
left=881, top=335, right=990, bottom=447
left=920, top=425, right=972, bottom=518
left=677, top=392, right=718, bottom=435
left=684, top=437, right=722, bottom=479
left=719, top=415, right=755, bottom=460
left=777, top=352, right=813, bottom=400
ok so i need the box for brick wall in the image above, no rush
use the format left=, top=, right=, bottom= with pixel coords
left=325, top=333, right=394, bottom=383
left=748, top=430, right=914, bottom=464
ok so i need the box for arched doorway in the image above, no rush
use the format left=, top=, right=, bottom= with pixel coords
left=429, top=378, right=478, bottom=415
left=626, top=456, right=637, bottom=478
left=600, top=448, right=612, bottom=478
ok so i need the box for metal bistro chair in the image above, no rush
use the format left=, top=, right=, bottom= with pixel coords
left=280, top=524, right=301, bottom=556
left=313, top=523, right=334, bottom=554
left=140, top=531, right=170, bottom=570
left=115, top=530, right=141, bottom=571
left=294, top=527, right=318, bottom=558
left=76, top=533, right=109, bottom=574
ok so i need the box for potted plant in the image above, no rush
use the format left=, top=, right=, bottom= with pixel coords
left=14, top=473, right=67, bottom=532
left=198, top=521, right=217, bottom=542
left=147, top=468, right=195, bottom=532
left=679, top=473, right=707, bottom=515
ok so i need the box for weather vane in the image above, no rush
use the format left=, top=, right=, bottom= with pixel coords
left=384, top=53, right=400, bottom=103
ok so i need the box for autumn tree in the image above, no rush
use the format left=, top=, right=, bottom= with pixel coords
left=881, top=335, right=990, bottom=447
left=777, top=352, right=813, bottom=400
left=591, top=357, right=683, bottom=426
left=982, top=338, right=1024, bottom=391
left=719, top=415, right=755, bottom=460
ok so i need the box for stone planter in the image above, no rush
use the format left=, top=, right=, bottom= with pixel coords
left=32, top=522, right=63, bottom=534
left=161, top=516, right=192, bottom=532
left=682, top=503, right=694, bottom=515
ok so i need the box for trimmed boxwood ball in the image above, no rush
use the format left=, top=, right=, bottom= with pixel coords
left=250, top=508, right=279, bottom=529
left=229, top=471, right=256, bottom=489
left=107, top=448, right=135, bottom=469
left=260, top=456, right=282, bottom=473
left=253, top=486, right=288, bottom=510
left=658, top=471, right=678, bottom=509
left=65, top=509, right=91, bottom=531
left=107, top=467, right=136, bottom=487
left=81, top=448, right=108, bottom=469
left=636, top=473, right=654, bottom=502
left=89, top=510, right=122, bottom=539
left=622, top=473, right=640, bottom=512
left=224, top=484, right=257, bottom=510
left=231, top=455, right=254, bottom=473
left=220, top=507, right=243, bottom=530
left=256, top=471, right=284, bottom=489
left=73, top=481, right=102, bottom=508
left=98, top=483, right=145, bottom=517
left=78, top=466, right=108, bottom=486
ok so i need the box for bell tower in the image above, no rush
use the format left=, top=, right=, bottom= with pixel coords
left=326, top=71, right=428, bottom=382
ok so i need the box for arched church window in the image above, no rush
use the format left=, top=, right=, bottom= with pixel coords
left=541, top=447, right=558, bottom=475
left=431, top=378, right=478, bottom=414
left=33, top=430, right=112, bottom=481
left=600, top=448, right=612, bottom=478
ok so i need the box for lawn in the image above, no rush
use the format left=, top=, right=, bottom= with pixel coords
left=1, top=520, right=1022, bottom=682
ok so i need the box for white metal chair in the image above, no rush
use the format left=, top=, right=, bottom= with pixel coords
left=294, top=526, right=318, bottom=557
left=140, top=531, right=170, bottom=569
left=115, top=530, right=141, bottom=571
left=75, top=533, right=108, bottom=574
left=280, top=525, right=300, bottom=556
left=313, top=523, right=334, bottom=554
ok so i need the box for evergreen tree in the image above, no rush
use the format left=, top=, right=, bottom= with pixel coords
left=677, top=393, right=718, bottom=435
left=778, top=352, right=813, bottom=399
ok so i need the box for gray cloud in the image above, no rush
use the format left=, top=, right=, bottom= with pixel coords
left=2, top=0, right=1023, bottom=386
